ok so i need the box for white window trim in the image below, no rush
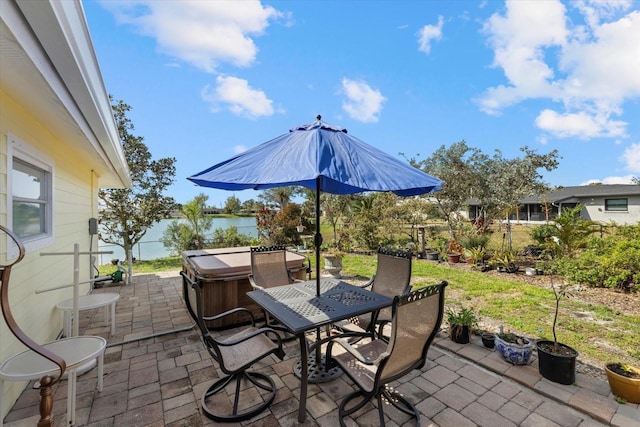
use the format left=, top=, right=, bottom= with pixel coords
left=7, top=132, right=55, bottom=258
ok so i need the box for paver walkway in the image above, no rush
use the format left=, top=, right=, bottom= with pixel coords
left=2, top=272, right=639, bottom=426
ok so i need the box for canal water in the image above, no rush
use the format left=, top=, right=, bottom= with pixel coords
left=98, top=217, right=257, bottom=263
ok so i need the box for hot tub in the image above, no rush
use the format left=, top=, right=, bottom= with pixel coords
left=182, top=247, right=309, bottom=329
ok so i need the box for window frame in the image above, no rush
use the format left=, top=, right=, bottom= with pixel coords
left=604, top=198, right=628, bottom=212
left=7, top=133, right=55, bottom=257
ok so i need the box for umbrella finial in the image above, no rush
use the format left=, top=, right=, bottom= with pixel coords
left=316, top=115, right=322, bottom=121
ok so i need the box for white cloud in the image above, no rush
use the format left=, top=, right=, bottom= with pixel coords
left=479, top=0, right=640, bottom=140
left=581, top=175, right=636, bottom=185
left=100, top=0, right=281, bottom=73
left=417, top=16, right=444, bottom=54
left=622, top=142, right=640, bottom=172
left=201, top=76, right=274, bottom=119
left=341, top=78, right=386, bottom=123
left=234, top=145, right=248, bottom=154
left=535, top=109, right=626, bottom=139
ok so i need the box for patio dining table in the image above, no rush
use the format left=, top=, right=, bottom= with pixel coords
left=247, top=277, right=392, bottom=422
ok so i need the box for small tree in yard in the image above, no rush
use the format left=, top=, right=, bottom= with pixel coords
left=161, top=194, right=213, bottom=254
left=99, top=98, right=177, bottom=259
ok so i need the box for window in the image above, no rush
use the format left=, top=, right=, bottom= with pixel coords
left=8, top=133, right=54, bottom=255
left=605, top=198, right=628, bottom=212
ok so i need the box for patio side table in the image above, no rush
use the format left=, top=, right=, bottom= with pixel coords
left=56, top=293, right=120, bottom=337
left=0, top=336, right=106, bottom=427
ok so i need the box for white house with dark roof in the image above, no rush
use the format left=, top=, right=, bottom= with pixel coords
left=467, top=185, right=640, bottom=225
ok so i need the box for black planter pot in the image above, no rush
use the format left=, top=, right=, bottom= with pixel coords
left=481, top=333, right=495, bottom=348
left=425, top=251, right=440, bottom=261
left=450, top=325, right=470, bottom=344
left=536, top=340, right=579, bottom=385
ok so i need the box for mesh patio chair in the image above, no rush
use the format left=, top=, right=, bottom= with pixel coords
left=248, top=245, right=299, bottom=291
left=181, top=271, right=285, bottom=422
left=249, top=245, right=308, bottom=338
left=340, top=247, right=413, bottom=339
left=326, top=281, right=447, bottom=427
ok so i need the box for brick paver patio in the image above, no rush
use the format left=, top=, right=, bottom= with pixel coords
left=2, top=272, right=639, bottom=426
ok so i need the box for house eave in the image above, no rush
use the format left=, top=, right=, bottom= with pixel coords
left=1, top=0, right=131, bottom=188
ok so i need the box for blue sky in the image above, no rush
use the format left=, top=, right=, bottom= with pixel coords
left=84, top=0, right=640, bottom=207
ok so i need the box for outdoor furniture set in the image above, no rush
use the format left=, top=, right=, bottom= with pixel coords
left=181, top=245, right=447, bottom=425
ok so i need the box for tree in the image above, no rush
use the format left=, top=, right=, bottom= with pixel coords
left=241, top=198, right=261, bottom=213
left=409, top=141, right=484, bottom=237
left=99, top=98, right=177, bottom=257
left=321, top=194, right=351, bottom=242
left=256, top=203, right=304, bottom=245
left=548, top=205, right=598, bottom=258
left=409, top=141, right=560, bottom=242
left=485, top=147, right=560, bottom=248
left=224, top=195, right=242, bottom=214
left=161, top=194, right=215, bottom=254
left=258, top=187, right=300, bottom=209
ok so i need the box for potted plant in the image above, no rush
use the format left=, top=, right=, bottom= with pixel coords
left=446, top=307, right=478, bottom=344
left=481, top=332, right=495, bottom=348
left=495, top=331, right=534, bottom=365
left=323, top=248, right=344, bottom=278
left=605, top=363, right=640, bottom=403
left=445, top=240, right=464, bottom=264
left=536, top=280, right=579, bottom=385
left=490, top=250, right=518, bottom=273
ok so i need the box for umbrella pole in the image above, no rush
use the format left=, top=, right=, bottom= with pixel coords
left=314, top=178, right=322, bottom=297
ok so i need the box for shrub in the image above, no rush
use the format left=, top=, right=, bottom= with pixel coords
left=530, top=224, right=557, bottom=245
left=459, top=233, right=490, bottom=250
left=552, top=224, right=640, bottom=288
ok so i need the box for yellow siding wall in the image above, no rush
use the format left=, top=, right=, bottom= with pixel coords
left=1, top=88, right=100, bottom=412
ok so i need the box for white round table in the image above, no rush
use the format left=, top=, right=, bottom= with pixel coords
left=56, top=293, right=120, bottom=337
left=0, top=336, right=106, bottom=427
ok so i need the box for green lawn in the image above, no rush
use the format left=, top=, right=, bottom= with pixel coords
left=104, top=252, right=639, bottom=367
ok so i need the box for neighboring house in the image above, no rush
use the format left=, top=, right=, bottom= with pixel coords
left=467, top=185, right=640, bottom=225
left=1, top=0, right=131, bottom=415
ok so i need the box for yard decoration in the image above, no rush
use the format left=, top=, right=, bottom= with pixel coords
left=605, top=363, right=640, bottom=403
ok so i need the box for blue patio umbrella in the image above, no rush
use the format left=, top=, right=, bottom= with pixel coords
left=188, top=116, right=443, bottom=296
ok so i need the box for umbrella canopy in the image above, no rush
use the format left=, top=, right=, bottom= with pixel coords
left=188, top=116, right=443, bottom=295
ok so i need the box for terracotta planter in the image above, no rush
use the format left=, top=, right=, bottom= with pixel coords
left=605, top=363, right=640, bottom=403
left=447, top=253, right=461, bottom=263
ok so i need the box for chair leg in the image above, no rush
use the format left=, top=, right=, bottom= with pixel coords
left=201, top=371, right=277, bottom=422
left=338, top=390, right=375, bottom=427
left=381, top=388, right=420, bottom=425
left=338, top=388, right=420, bottom=427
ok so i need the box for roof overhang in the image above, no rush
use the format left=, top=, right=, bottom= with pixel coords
left=0, top=0, right=131, bottom=188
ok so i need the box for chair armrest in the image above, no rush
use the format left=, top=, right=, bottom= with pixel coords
left=248, top=274, right=264, bottom=290
left=357, top=275, right=375, bottom=289
left=203, top=307, right=256, bottom=324
left=216, top=326, right=283, bottom=348
left=327, top=337, right=388, bottom=366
